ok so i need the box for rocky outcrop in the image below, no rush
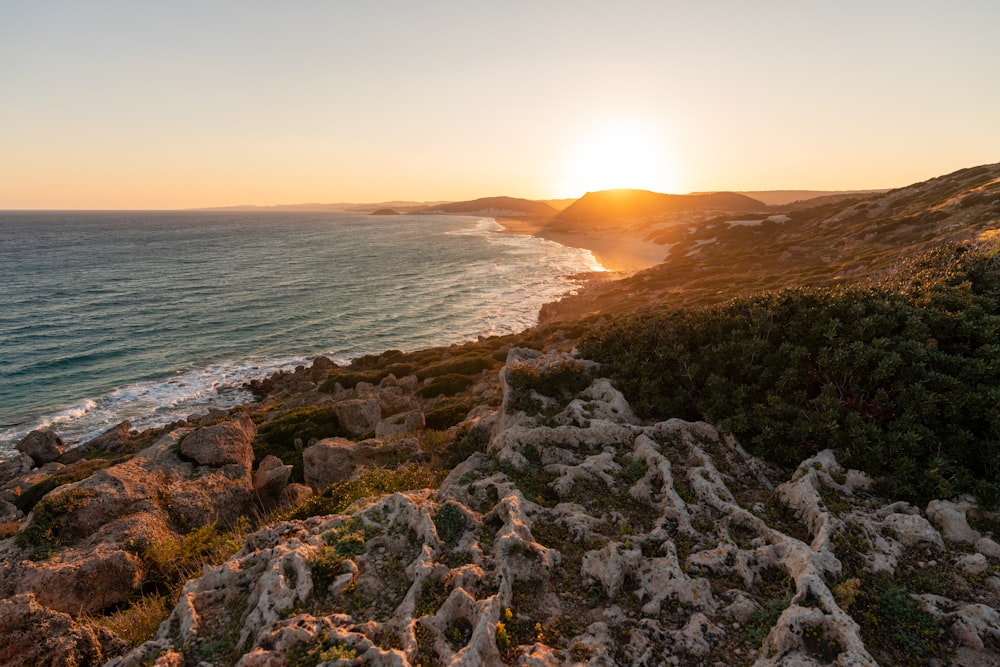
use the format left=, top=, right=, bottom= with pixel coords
left=59, top=421, right=135, bottom=464
left=178, top=413, right=256, bottom=471
left=109, top=349, right=1000, bottom=666
left=0, top=593, right=125, bottom=666
left=1, top=416, right=258, bottom=615
left=334, top=398, right=382, bottom=436
left=15, top=430, right=65, bottom=466
left=303, top=437, right=423, bottom=492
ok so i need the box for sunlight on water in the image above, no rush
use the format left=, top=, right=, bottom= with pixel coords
left=0, top=211, right=600, bottom=453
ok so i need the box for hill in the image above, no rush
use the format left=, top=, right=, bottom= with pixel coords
left=545, top=189, right=767, bottom=233
left=415, top=196, right=558, bottom=221
left=542, top=163, right=1000, bottom=321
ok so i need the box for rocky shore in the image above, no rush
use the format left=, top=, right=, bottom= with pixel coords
left=2, top=345, right=999, bottom=666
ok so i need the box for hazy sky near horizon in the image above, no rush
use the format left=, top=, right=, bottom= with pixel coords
left=2, top=1, right=999, bottom=209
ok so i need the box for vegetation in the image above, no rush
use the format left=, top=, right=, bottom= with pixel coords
left=581, top=243, right=1000, bottom=506
left=253, top=405, right=346, bottom=482
left=13, top=456, right=123, bottom=515
left=285, top=465, right=440, bottom=521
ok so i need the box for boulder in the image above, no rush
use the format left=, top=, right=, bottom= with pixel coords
left=927, top=499, right=981, bottom=544
left=375, top=409, right=425, bottom=439
left=178, top=414, right=256, bottom=472
left=280, top=483, right=313, bottom=509
left=0, top=452, right=35, bottom=487
left=15, top=430, right=65, bottom=466
left=310, top=355, right=337, bottom=381
left=303, top=438, right=356, bottom=491
left=333, top=398, right=381, bottom=436
left=0, top=593, right=126, bottom=666
left=13, top=543, right=143, bottom=615
left=253, top=455, right=293, bottom=508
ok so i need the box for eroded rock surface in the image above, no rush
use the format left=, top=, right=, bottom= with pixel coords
left=109, top=349, right=1000, bottom=666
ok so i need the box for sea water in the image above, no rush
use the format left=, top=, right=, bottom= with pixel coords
left=0, top=211, right=601, bottom=454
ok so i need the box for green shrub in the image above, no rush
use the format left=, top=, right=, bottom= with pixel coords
left=580, top=243, right=1000, bottom=506
left=416, top=374, right=476, bottom=398
left=255, top=406, right=346, bottom=482
left=505, top=358, right=593, bottom=414
left=415, top=353, right=496, bottom=381
left=285, top=465, right=441, bottom=521
left=424, top=400, right=473, bottom=430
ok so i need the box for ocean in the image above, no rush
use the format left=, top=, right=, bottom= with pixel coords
left=0, top=211, right=601, bottom=455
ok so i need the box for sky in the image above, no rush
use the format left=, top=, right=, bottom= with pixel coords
left=1, top=0, right=999, bottom=209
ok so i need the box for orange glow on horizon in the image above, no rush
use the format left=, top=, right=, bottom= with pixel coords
left=558, top=122, right=680, bottom=198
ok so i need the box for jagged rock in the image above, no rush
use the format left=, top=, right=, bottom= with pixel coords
left=2, top=426, right=256, bottom=614
left=334, top=398, right=382, bottom=436
left=98, top=352, right=1000, bottom=666
left=15, top=430, right=65, bottom=466
left=61, top=421, right=135, bottom=464
left=375, top=410, right=425, bottom=439
left=0, top=593, right=126, bottom=666
left=178, top=414, right=256, bottom=471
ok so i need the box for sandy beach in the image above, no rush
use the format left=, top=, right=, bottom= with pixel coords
left=494, top=217, right=667, bottom=273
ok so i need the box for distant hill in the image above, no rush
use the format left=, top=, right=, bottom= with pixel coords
left=415, top=196, right=558, bottom=221
left=546, top=189, right=767, bottom=233
left=731, top=189, right=887, bottom=207
left=541, top=163, right=1000, bottom=321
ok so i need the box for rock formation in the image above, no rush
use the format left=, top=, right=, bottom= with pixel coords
left=103, top=349, right=1000, bottom=666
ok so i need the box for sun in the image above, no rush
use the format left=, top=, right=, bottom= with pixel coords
left=560, top=122, right=679, bottom=196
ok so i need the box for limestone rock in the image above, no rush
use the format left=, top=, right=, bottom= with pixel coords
left=15, top=430, right=65, bottom=466
left=12, top=543, right=142, bottom=615
left=334, top=398, right=382, bottom=436
left=253, top=455, right=292, bottom=508
left=61, top=421, right=135, bottom=464
left=303, top=437, right=424, bottom=492
left=927, top=498, right=982, bottom=544
left=178, top=414, right=256, bottom=472
left=0, top=593, right=126, bottom=666
left=302, top=437, right=355, bottom=490
left=0, top=452, right=35, bottom=488
left=376, top=409, right=425, bottom=439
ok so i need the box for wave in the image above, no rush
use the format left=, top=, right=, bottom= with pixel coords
left=0, top=212, right=602, bottom=457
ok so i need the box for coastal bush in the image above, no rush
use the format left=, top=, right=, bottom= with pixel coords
left=284, top=465, right=440, bottom=521
left=505, top=358, right=593, bottom=414
left=580, top=242, right=1000, bottom=506
left=424, top=400, right=473, bottom=430
left=416, top=373, right=477, bottom=398
left=414, top=353, right=496, bottom=381
left=255, top=406, right=346, bottom=481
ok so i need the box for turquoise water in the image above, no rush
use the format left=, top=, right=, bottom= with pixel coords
left=0, top=211, right=600, bottom=453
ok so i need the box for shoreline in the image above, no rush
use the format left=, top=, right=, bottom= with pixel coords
left=493, top=216, right=667, bottom=274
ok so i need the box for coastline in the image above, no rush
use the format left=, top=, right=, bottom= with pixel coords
left=493, top=216, right=667, bottom=273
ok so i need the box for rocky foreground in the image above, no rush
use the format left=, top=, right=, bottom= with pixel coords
left=2, top=349, right=1000, bottom=666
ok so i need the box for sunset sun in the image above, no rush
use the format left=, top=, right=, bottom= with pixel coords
left=561, top=122, right=679, bottom=196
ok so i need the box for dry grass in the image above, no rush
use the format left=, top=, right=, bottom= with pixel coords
left=0, top=520, right=21, bottom=540
left=86, top=594, right=172, bottom=646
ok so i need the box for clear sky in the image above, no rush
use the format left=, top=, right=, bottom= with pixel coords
left=2, top=0, right=998, bottom=209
